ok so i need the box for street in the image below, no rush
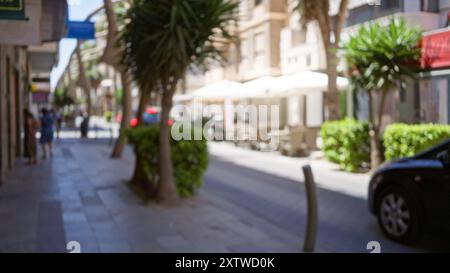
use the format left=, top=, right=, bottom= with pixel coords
left=206, top=143, right=424, bottom=253
left=1, top=134, right=447, bottom=253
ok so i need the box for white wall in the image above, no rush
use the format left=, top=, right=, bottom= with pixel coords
left=0, top=0, right=42, bottom=45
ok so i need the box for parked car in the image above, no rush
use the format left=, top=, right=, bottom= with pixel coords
left=116, top=107, right=173, bottom=128
left=368, top=139, right=450, bottom=244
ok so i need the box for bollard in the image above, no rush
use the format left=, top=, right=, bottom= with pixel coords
left=302, top=165, right=318, bottom=252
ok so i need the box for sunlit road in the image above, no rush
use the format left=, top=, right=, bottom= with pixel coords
left=204, top=143, right=450, bottom=253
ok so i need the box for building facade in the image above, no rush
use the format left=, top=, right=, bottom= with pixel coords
left=0, top=0, right=67, bottom=184
left=341, top=0, right=450, bottom=127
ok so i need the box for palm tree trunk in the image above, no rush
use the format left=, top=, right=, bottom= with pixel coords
left=75, top=43, right=93, bottom=119
left=156, top=85, right=179, bottom=204
left=368, top=90, right=387, bottom=170
left=129, top=89, right=151, bottom=187
left=368, top=91, right=378, bottom=169
left=86, top=93, right=92, bottom=117
left=111, top=72, right=132, bottom=158
left=370, top=130, right=383, bottom=170
left=326, top=46, right=340, bottom=121
left=137, top=90, right=150, bottom=127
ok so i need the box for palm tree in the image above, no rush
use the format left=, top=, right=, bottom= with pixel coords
left=122, top=0, right=238, bottom=203
left=76, top=42, right=93, bottom=118
left=86, top=57, right=105, bottom=96
left=293, top=0, right=349, bottom=120
left=102, top=0, right=133, bottom=158
left=343, top=18, right=422, bottom=169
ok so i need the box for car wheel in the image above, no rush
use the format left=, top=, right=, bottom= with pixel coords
left=376, top=186, right=421, bottom=244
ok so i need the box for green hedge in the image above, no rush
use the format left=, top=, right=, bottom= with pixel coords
left=126, top=126, right=209, bottom=198
left=384, top=124, right=450, bottom=160
left=321, top=119, right=370, bottom=172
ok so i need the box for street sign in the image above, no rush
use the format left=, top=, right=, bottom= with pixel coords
left=31, top=82, right=51, bottom=93
left=422, top=29, right=450, bottom=69
left=0, top=0, right=25, bottom=20
left=32, top=91, right=50, bottom=104
left=66, top=21, right=96, bottom=40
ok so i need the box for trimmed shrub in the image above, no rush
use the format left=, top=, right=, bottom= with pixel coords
left=125, top=125, right=209, bottom=198
left=384, top=123, right=450, bottom=161
left=321, top=119, right=370, bottom=172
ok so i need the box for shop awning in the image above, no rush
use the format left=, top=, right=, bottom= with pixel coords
left=238, top=76, right=279, bottom=99
left=275, top=71, right=349, bottom=96
left=173, top=93, right=194, bottom=103
left=239, top=71, right=349, bottom=98
left=238, top=71, right=349, bottom=99
left=191, top=80, right=245, bottom=101
left=177, top=72, right=350, bottom=102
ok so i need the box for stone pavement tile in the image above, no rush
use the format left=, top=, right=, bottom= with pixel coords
left=190, top=240, right=232, bottom=253
left=221, top=220, right=271, bottom=242
left=98, top=240, right=132, bottom=253
left=113, top=208, right=178, bottom=240
left=251, top=239, right=299, bottom=253
left=64, top=231, right=99, bottom=253
left=63, top=210, right=90, bottom=229
left=36, top=200, right=66, bottom=253
left=59, top=186, right=79, bottom=198
left=96, top=188, right=143, bottom=215
left=156, top=235, right=189, bottom=249
left=80, top=195, right=104, bottom=207
left=156, top=235, right=194, bottom=252
left=61, top=204, right=84, bottom=215
left=130, top=240, right=165, bottom=253
left=0, top=227, right=37, bottom=251
left=36, top=188, right=61, bottom=202
left=65, top=225, right=95, bottom=238
left=0, top=241, right=37, bottom=253
left=78, top=187, right=97, bottom=197
left=90, top=222, right=132, bottom=251
left=84, top=205, right=112, bottom=223
left=226, top=242, right=269, bottom=253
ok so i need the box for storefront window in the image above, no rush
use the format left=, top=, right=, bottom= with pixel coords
left=421, top=0, right=439, bottom=12
left=420, top=77, right=449, bottom=124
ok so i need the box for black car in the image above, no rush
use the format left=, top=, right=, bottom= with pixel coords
left=368, top=139, right=450, bottom=244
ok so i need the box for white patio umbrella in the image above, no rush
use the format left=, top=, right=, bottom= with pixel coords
left=238, top=76, right=279, bottom=99
left=274, top=71, right=349, bottom=96
left=192, top=80, right=245, bottom=101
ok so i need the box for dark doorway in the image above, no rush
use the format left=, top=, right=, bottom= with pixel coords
left=14, top=69, right=21, bottom=157
left=6, top=57, right=13, bottom=169
left=0, top=49, right=3, bottom=183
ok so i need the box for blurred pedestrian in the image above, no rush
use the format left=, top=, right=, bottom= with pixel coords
left=40, top=108, right=54, bottom=159
left=80, top=112, right=89, bottom=138
left=23, top=109, right=39, bottom=165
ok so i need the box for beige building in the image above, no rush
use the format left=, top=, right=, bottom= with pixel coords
left=183, top=0, right=288, bottom=89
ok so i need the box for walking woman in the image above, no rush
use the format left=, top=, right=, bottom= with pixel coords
left=23, top=109, right=39, bottom=165
left=40, top=108, right=54, bottom=159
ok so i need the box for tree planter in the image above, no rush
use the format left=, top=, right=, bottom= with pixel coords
left=125, top=126, right=209, bottom=201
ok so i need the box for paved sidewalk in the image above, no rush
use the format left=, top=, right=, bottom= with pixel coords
left=0, top=138, right=301, bottom=253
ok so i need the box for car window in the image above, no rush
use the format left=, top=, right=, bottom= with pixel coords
left=415, top=140, right=450, bottom=160
left=437, top=150, right=450, bottom=166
